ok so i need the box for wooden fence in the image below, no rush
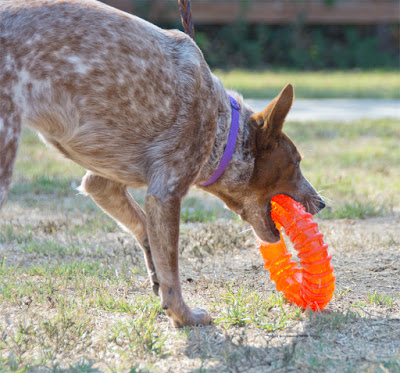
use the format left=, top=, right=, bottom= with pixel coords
left=101, top=0, right=400, bottom=25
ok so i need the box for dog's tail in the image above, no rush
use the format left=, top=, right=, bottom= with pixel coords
left=0, top=115, right=21, bottom=210
left=178, top=0, right=195, bottom=40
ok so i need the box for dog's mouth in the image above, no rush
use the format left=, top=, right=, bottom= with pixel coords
left=266, top=200, right=280, bottom=240
left=254, top=200, right=280, bottom=243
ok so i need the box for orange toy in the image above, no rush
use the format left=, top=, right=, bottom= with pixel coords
left=259, top=194, right=335, bottom=311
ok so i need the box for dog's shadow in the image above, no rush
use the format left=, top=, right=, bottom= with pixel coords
left=180, top=322, right=305, bottom=371
left=179, top=308, right=399, bottom=372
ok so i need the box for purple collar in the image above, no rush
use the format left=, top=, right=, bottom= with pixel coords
left=200, top=95, right=240, bottom=186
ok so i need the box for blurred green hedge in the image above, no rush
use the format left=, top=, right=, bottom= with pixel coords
left=191, top=24, right=399, bottom=70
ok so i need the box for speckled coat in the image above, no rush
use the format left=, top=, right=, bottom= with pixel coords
left=0, top=0, right=324, bottom=327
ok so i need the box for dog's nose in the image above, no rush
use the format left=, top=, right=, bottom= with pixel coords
left=319, top=200, right=326, bottom=210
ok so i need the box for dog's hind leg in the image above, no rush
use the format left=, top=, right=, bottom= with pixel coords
left=0, top=111, right=22, bottom=210
left=79, top=172, right=159, bottom=295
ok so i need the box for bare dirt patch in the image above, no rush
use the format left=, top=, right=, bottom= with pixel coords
left=1, top=200, right=399, bottom=372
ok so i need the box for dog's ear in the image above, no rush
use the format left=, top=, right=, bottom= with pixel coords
left=250, top=83, right=294, bottom=150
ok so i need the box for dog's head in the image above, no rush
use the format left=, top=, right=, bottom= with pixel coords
left=211, top=84, right=325, bottom=243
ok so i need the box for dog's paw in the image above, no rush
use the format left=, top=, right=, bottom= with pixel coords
left=170, top=308, right=212, bottom=328
left=191, top=308, right=212, bottom=326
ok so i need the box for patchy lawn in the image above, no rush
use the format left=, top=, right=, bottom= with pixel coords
left=1, top=120, right=399, bottom=372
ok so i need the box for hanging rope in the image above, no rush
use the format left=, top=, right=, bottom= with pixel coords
left=178, top=0, right=195, bottom=41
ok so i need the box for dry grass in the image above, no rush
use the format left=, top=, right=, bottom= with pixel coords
left=215, top=70, right=400, bottom=99
left=1, top=120, right=399, bottom=372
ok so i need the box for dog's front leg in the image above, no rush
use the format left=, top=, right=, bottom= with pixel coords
left=146, top=193, right=211, bottom=327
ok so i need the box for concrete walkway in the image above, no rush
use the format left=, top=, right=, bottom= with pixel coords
left=246, top=99, right=400, bottom=122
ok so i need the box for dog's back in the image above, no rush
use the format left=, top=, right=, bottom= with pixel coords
left=0, top=0, right=218, bottom=207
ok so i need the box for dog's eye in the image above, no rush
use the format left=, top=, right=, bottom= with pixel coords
left=295, top=161, right=301, bottom=169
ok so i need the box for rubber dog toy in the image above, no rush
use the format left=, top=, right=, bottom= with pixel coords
left=259, top=194, right=335, bottom=310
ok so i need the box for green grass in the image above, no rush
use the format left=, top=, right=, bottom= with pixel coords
left=0, top=223, right=89, bottom=257
left=366, top=291, right=395, bottom=307
left=214, top=285, right=296, bottom=330
left=181, top=198, right=234, bottom=222
left=8, top=176, right=77, bottom=198
left=108, top=310, right=167, bottom=358
left=285, top=118, right=400, bottom=219
left=307, top=308, right=360, bottom=333
left=320, top=199, right=389, bottom=219
left=13, top=130, right=84, bottom=180
left=0, top=260, right=165, bottom=371
left=215, top=69, right=400, bottom=99
left=0, top=224, right=33, bottom=245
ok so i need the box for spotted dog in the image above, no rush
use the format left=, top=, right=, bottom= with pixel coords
left=0, top=0, right=325, bottom=327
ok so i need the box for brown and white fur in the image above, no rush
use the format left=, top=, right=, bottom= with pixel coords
left=0, top=0, right=325, bottom=327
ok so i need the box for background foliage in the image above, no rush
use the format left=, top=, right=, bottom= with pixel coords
left=194, top=23, right=399, bottom=69
left=99, top=0, right=399, bottom=69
